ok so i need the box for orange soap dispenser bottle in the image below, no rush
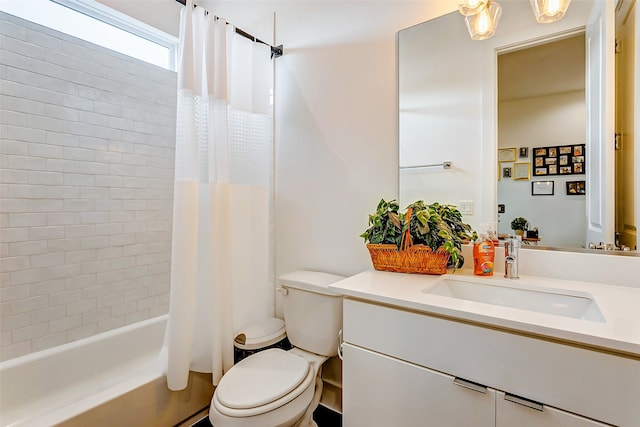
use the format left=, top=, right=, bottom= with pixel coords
left=473, top=231, right=495, bottom=276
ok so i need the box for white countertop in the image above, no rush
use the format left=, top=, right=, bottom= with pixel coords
left=329, top=269, right=640, bottom=357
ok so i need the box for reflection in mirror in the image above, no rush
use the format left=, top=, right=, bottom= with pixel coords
left=398, top=1, right=638, bottom=255
left=497, top=34, right=587, bottom=248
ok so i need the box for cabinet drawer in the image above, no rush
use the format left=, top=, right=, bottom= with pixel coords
left=343, top=298, right=640, bottom=426
left=343, top=343, right=495, bottom=427
left=496, top=391, right=613, bottom=427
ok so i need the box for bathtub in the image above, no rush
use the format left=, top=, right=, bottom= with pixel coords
left=0, top=315, right=168, bottom=427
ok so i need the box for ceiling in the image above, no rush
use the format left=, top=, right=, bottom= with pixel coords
left=498, top=33, right=586, bottom=102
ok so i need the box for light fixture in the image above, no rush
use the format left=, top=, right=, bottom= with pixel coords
left=459, top=0, right=572, bottom=41
left=457, top=0, right=488, bottom=16
left=464, top=1, right=502, bottom=41
left=530, top=0, right=572, bottom=23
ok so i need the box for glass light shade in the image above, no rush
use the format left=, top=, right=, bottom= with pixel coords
left=530, top=0, right=572, bottom=23
left=465, top=1, right=502, bottom=40
left=457, top=0, right=488, bottom=16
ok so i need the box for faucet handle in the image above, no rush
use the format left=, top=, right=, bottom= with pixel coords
left=504, top=236, right=520, bottom=256
left=504, top=237, right=520, bottom=279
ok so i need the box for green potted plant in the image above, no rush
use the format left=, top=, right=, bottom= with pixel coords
left=510, top=217, right=528, bottom=236
left=404, top=200, right=477, bottom=269
left=360, top=199, right=477, bottom=273
left=359, top=198, right=404, bottom=247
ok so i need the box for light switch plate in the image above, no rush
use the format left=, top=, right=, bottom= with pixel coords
left=458, top=200, right=473, bottom=215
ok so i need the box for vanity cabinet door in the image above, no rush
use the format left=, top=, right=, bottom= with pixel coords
left=342, top=343, right=495, bottom=427
left=496, top=391, right=613, bottom=427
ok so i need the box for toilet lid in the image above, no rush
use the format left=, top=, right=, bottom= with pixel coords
left=216, top=349, right=311, bottom=410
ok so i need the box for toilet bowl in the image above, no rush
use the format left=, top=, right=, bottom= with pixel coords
left=210, top=348, right=327, bottom=427
left=209, top=271, right=344, bottom=427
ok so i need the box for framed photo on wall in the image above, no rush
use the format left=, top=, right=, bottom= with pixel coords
left=514, top=162, right=530, bottom=180
left=566, top=180, right=586, bottom=195
left=519, top=147, right=529, bottom=158
left=502, top=166, right=512, bottom=179
left=498, top=148, right=516, bottom=162
left=532, top=180, right=554, bottom=196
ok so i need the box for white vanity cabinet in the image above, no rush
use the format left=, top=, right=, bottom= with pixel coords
left=341, top=298, right=639, bottom=427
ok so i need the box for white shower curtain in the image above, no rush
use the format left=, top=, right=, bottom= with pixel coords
left=166, top=0, right=274, bottom=391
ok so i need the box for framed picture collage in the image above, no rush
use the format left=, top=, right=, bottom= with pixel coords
left=498, top=144, right=587, bottom=196
left=533, top=144, right=585, bottom=177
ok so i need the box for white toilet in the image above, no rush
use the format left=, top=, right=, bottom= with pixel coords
left=209, top=271, right=345, bottom=427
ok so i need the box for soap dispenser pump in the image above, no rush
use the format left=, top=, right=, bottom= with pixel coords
left=473, top=224, right=495, bottom=276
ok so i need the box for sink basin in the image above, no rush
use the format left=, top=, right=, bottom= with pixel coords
left=424, top=278, right=605, bottom=322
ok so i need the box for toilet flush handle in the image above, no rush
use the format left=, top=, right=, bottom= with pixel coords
left=276, top=287, right=288, bottom=295
left=337, top=329, right=344, bottom=360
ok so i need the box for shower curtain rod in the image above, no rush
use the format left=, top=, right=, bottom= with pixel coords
left=174, top=0, right=283, bottom=58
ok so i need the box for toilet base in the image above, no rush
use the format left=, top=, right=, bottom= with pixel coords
left=293, top=420, right=317, bottom=427
left=292, top=374, right=324, bottom=427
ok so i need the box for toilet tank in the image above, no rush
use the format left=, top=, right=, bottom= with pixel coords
left=279, top=271, right=344, bottom=357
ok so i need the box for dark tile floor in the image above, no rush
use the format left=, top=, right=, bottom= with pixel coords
left=191, top=416, right=211, bottom=427
left=313, top=405, right=342, bottom=426
left=191, top=405, right=342, bottom=427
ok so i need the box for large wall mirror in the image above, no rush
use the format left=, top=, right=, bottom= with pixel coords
left=399, top=0, right=638, bottom=255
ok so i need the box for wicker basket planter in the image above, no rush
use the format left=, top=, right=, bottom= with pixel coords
left=360, top=199, right=477, bottom=275
left=366, top=243, right=450, bottom=275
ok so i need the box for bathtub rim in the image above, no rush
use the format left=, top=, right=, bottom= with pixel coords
left=0, top=314, right=168, bottom=369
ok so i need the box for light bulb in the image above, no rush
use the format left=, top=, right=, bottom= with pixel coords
left=545, top=0, right=562, bottom=15
left=476, top=8, right=491, bottom=34
left=465, top=1, right=502, bottom=40
left=530, top=0, right=572, bottom=23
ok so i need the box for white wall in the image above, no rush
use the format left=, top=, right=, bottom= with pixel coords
left=498, top=90, right=586, bottom=247
left=203, top=0, right=456, bottom=279
left=0, top=13, right=175, bottom=361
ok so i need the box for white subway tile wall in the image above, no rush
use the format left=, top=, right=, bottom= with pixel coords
left=0, top=12, right=177, bottom=361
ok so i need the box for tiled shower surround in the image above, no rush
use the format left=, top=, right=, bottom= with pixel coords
left=0, top=13, right=177, bottom=361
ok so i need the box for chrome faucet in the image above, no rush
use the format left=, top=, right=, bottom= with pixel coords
left=504, top=237, right=520, bottom=279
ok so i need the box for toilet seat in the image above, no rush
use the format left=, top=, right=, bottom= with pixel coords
left=213, top=349, right=315, bottom=418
